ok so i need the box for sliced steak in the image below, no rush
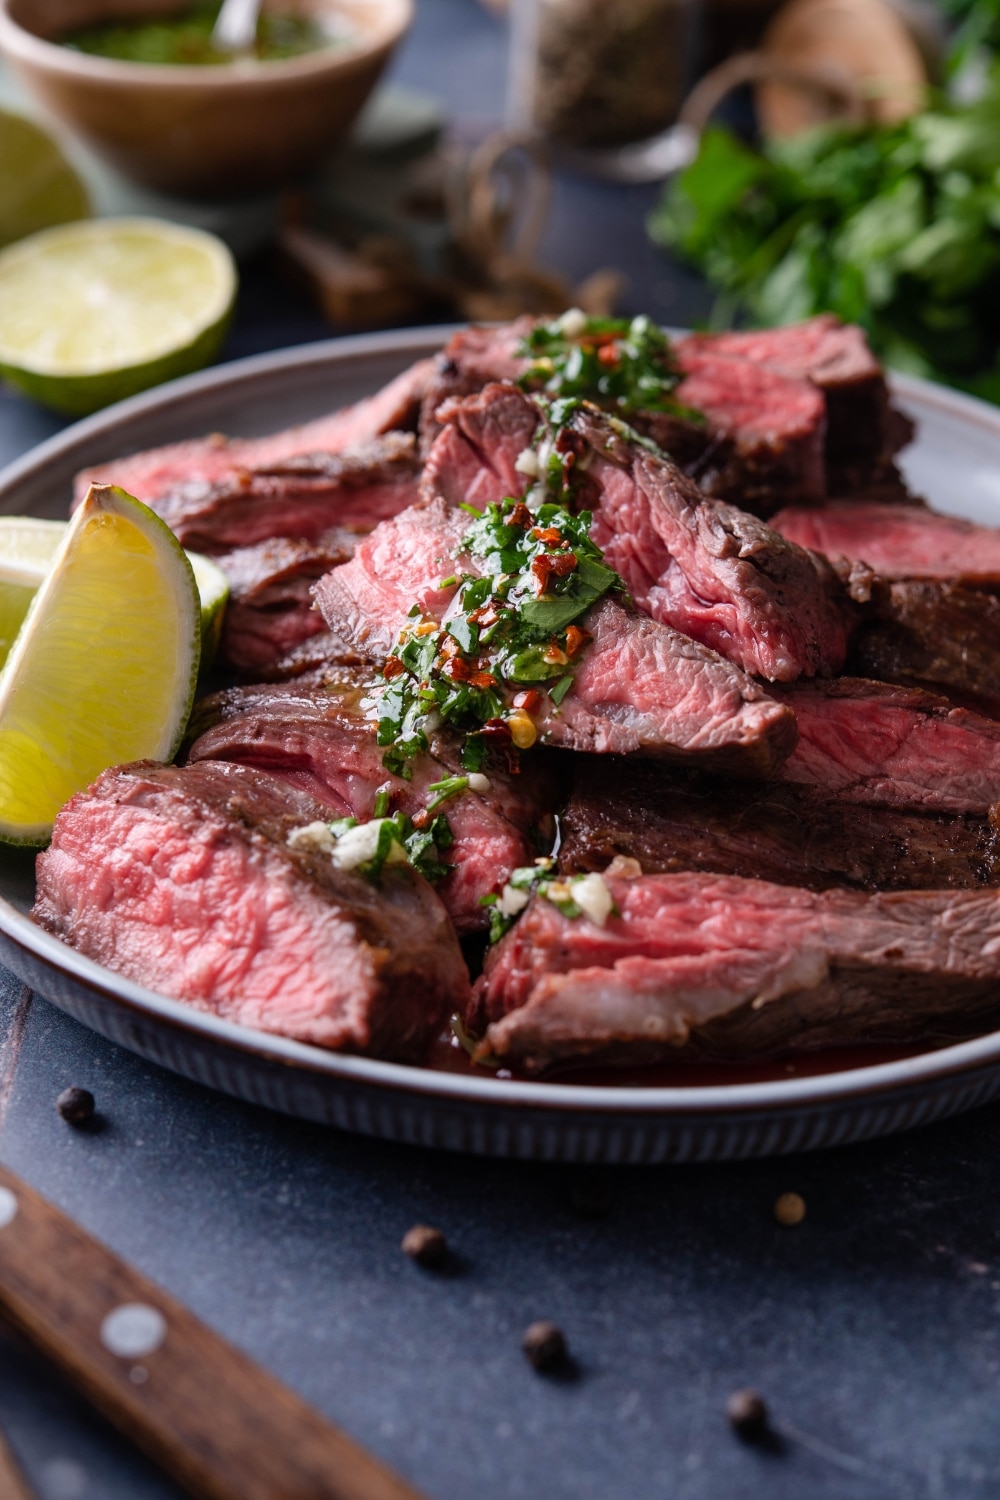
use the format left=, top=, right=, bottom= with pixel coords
left=422, top=384, right=847, bottom=682
left=775, top=677, right=1000, bottom=814
left=850, top=580, right=1000, bottom=716
left=471, top=869, right=1000, bottom=1071
left=313, top=499, right=798, bottom=774
left=185, top=679, right=556, bottom=934
left=666, top=346, right=827, bottom=512
left=74, top=357, right=436, bottom=506
left=771, top=500, right=1000, bottom=583
left=33, top=759, right=468, bottom=1059
left=558, top=755, right=1000, bottom=892
left=216, top=534, right=355, bottom=675
left=145, top=433, right=422, bottom=554
left=680, top=315, right=913, bottom=486
left=249, top=629, right=366, bottom=684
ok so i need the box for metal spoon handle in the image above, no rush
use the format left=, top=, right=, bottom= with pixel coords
left=211, top=0, right=262, bottom=53
left=0, top=1164, right=425, bottom=1500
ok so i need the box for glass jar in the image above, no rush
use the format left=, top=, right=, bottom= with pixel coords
left=508, top=0, right=697, bottom=150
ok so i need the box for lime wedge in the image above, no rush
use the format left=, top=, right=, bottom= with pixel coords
left=0, top=483, right=200, bottom=845
left=0, top=515, right=229, bottom=668
left=0, top=109, right=90, bottom=251
left=0, top=217, right=237, bottom=416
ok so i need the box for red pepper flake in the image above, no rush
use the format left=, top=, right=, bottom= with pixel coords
left=531, top=552, right=578, bottom=593
left=480, top=717, right=512, bottom=741
left=383, top=656, right=406, bottom=681
left=531, top=527, right=563, bottom=545
left=441, top=658, right=496, bottom=690
left=564, top=624, right=589, bottom=657
left=513, top=689, right=542, bottom=713
left=411, top=809, right=430, bottom=830
left=438, top=634, right=460, bottom=661
left=555, top=427, right=587, bottom=459
left=469, top=602, right=502, bottom=628
left=597, top=344, right=620, bottom=369
left=585, top=331, right=619, bottom=349
left=507, top=502, right=533, bottom=529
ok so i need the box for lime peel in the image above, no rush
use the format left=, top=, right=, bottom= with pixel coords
left=0, top=483, right=201, bottom=846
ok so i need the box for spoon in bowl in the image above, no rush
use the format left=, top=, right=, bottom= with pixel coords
left=211, top=0, right=262, bottom=54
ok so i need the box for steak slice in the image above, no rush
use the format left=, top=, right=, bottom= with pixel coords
left=558, top=755, right=1000, bottom=893
left=185, top=679, right=556, bottom=934
left=74, top=357, right=436, bottom=506
left=313, top=499, right=798, bottom=774
left=422, top=383, right=847, bottom=682
left=215, top=534, right=355, bottom=675
left=470, top=869, right=1000, bottom=1071
left=33, top=759, right=469, bottom=1059
left=850, top=580, right=1000, bottom=716
left=665, top=346, right=827, bottom=512
left=775, top=677, right=1000, bottom=814
left=145, top=433, right=422, bottom=554
left=679, top=315, right=913, bottom=487
left=771, top=500, right=1000, bottom=583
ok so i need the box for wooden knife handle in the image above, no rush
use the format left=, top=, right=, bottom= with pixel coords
left=0, top=1164, right=426, bottom=1500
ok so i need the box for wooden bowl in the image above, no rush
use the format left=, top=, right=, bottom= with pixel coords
left=0, top=0, right=413, bottom=197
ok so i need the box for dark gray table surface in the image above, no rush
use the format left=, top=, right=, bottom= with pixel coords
left=3, top=5, right=1000, bottom=1499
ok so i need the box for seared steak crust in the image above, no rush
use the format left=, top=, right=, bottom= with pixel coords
left=558, top=756, right=1000, bottom=893
left=471, top=870, right=1000, bottom=1072
left=33, top=760, right=469, bottom=1059
left=850, top=580, right=1000, bottom=715
left=216, top=534, right=356, bottom=674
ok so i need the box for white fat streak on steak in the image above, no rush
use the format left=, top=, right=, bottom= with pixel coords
left=775, top=677, right=1000, bottom=815
left=312, top=498, right=798, bottom=774
left=33, top=760, right=468, bottom=1060
left=144, top=433, right=422, bottom=553
left=471, top=870, right=1000, bottom=1071
left=772, top=500, right=1000, bottom=584
left=73, top=357, right=437, bottom=506
left=420, top=383, right=847, bottom=683
left=185, top=679, right=554, bottom=934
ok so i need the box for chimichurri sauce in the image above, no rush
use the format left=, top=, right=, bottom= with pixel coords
left=60, top=3, right=337, bottom=65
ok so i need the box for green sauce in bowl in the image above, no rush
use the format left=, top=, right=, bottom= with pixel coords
left=60, top=3, right=341, bottom=65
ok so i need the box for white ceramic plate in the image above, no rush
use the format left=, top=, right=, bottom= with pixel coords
left=2, top=327, right=1000, bottom=1163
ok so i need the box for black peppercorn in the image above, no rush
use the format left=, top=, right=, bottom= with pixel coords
left=522, top=1320, right=567, bottom=1372
left=726, top=1388, right=769, bottom=1442
left=56, top=1087, right=95, bottom=1127
left=401, top=1224, right=447, bottom=1268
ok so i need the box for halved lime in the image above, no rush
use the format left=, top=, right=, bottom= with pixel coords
left=0, top=217, right=237, bottom=416
left=0, top=515, right=229, bottom=668
left=0, top=109, right=90, bottom=252
left=0, top=484, right=201, bottom=845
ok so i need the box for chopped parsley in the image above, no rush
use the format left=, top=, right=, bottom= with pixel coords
left=479, top=859, right=617, bottom=942
left=293, top=812, right=455, bottom=885
left=365, top=498, right=624, bottom=779
left=518, top=310, right=701, bottom=420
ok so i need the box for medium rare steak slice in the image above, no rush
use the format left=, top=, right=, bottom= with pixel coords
left=559, top=756, right=1000, bottom=892
left=33, top=760, right=468, bottom=1059
left=74, top=357, right=436, bottom=506
left=215, top=534, right=355, bottom=674
left=665, top=346, right=827, bottom=512
left=421, top=384, right=846, bottom=681
left=771, top=500, right=1000, bottom=583
left=679, top=315, right=913, bottom=486
left=145, top=433, right=422, bottom=553
left=185, top=679, right=556, bottom=933
left=775, top=678, right=1000, bottom=815
left=313, top=499, right=798, bottom=773
left=470, top=870, right=1000, bottom=1071
left=849, top=580, right=1000, bottom=716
